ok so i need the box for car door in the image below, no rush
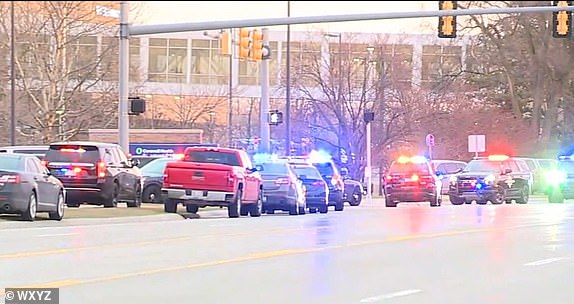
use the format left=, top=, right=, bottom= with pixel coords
left=240, top=151, right=259, bottom=201
left=114, top=147, right=137, bottom=199
left=26, top=157, right=56, bottom=208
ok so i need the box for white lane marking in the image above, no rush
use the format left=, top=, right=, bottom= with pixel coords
left=36, top=233, right=80, bottom=237
left=524, top=257, right=566, bottom=266
left=360, top=289, right=422, bottom=303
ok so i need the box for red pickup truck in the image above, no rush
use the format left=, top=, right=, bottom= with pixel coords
left=161, top=146, right=263, bottom=218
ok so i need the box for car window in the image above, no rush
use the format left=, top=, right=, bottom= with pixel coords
left=389, top=162, right=430, bottom=174
left=292, top=166, right=323, bottom=179
left=313, top=162, right=337, bottom=176
left=188, top=151, right=240, bottom=166
left=558, top=161, right=574, bottom=172
left=103, top=148, right=115, bottom=165
left=259, top=162, right=289, bottom=174
left=45, top=145, right=101, bottom=163
left=0, top=155, right=23, bottom=171
left=539, top=159, right=556, bottom=170
left=14, top=149, right=47, bottom=155
left=141, top=158, right=172, bottom=175
left=515, top=160, right=529, bottom=172
left=115, top=147, right=130, bottom=164
left=26, top=158, right=41, bottom=173
left=521, top=159, right=536, bottom=171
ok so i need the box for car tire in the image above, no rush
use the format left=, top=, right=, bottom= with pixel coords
left=548, top=187, right=564, bottom=204
left=250, top=192, right=263, bottom=217
left=21, top=192, right=37, bottom=222
left=164, top=199, right=178, bottom=213
left=449, top=195, right=464, bottom=205
left=385, top=196, right=397, bottom=207
left=127, top=184, right=142, bottom=208
left=49, top=191, right=65, bottom=221
left=228, top=190, right=241, bottom=218
left=516, top=185, right=529, bottom=204
left=186, top=205, right=199, bottom=213
left=349, top=188, right=362, bottom=206
left=143, top=184, right=162, bottom=203
left=104, top=182, right=119, bottom=208
left=318, top=204, right=328, bottom=213
left=430, top=195, right=441, bottom=207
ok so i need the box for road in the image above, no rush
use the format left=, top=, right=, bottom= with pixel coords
left=1, top=196, right=574, bottom=303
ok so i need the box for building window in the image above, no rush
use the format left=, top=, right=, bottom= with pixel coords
left=284, top=42, right=321, bottom=87
left=380, top=44, right=413, bottom=88
left=101, top=37, right=140, bottom=82
left=68, top=36, right=98, bottom=80
left=421, top=44, right=462, bottom=88
left=191, top=39, right=229, bottom=85
left=238, top=60, right=259, bottom=86
left=148, top=38, right=187, bottom=83
left=15, top=34, right=50, bottom=79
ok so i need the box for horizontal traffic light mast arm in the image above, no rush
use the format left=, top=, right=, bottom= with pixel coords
left=129, top=6, right=574, bottom=36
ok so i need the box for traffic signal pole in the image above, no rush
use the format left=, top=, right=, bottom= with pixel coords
left=117, top=5, right=574, bottom=153
left=259, top=28, right=271, bottom=154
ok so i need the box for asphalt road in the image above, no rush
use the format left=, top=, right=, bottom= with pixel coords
left=1, top=196, right=574, bottom=304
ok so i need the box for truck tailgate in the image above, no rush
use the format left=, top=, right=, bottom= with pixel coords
left=165, top=162, right=233, bottom=190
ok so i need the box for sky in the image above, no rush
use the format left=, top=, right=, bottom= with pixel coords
left=129, top=1, right=441, bottom=35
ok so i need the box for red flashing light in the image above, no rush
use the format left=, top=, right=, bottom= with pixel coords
left=0, top=175, right=20, bottom=184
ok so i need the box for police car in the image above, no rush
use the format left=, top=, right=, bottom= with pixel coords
left=546, top=155, right=574, bottom=203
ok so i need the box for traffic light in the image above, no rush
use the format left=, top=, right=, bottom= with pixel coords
left=219, top=30, right=231, bottom=56
left=128, top=97, right=146, bottom=116
left=238, top=28, right=251, bottom=60
left=268, top=110, right=283, bottom=125
left=250, top=29, right=264, bottom=61
left=553, top=1, right=572, bottom=38
left=438, top=1, right=457, bottom=38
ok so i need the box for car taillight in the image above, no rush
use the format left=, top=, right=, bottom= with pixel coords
left=227, top=172, right=235, bottom=187
left=410, top=174, right=419, bottom=182
left=275, top=177, right=291, bottom=185
left=311, top=181, right=325, bottom=186
left=97, top=162, right=106, bottom=178
left=418, top=175, right=435, bottom=185
left=0, top=175, right=20, bottom=184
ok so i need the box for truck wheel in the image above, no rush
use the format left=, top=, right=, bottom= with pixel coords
left=449, top=195, right=464, bottom=205
left=185, top=205, right=199, bottom=213
left=250, top=192, right=263, bottom=217
left=164, top=199, right=178, bottom=213
left=318, top=204, right=328, bottom=213
left=289, top=199, right=299, bottom=215
left=228, top=190, right=241, bottom=218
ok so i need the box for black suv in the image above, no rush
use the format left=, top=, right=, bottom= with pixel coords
left=43, top=141, right=142, bottom=208
left=547, top=155, right=574, bottom=203
left=448, top=155, right=531, bottom=205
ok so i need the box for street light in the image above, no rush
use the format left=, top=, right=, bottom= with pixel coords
left=324, top=33, right=344, bottom=163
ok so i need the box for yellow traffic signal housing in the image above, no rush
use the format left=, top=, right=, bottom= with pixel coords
left=219, top=31, right=232, bottom=56
left=238, top=28, right=251, bottom=60
left=250, top=30, right=264, bottom=61
left=438, top=1, right=457, bottom=38
left=553, top=1, right=573, bottom=38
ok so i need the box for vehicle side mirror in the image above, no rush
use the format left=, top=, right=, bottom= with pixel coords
left=131, top=159, right=140, bottom=167
left=254, top=165, right=263, bottom=172
left=436, top=170, right=444, bottom=176
left=504, top=168, right=512, bottom=174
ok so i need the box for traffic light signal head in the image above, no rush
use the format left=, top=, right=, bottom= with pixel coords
left=238, top=28, right=251, bottom=60
left=219, top=31, right=231, bottom=56
left=250, top=29, right=264, bottom=61
left=438, top=1, right=457, bottom=39
left=553, top=1, right=573, bottom=38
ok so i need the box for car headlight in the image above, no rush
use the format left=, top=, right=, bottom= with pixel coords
left=484, top=174, right=495, bottom=184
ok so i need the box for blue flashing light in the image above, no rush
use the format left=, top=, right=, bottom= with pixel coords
left=307, top=150, right=332, bottom=164
left=252, top=153, right=278, bottom=164
left=558, top=155, right=574, bottom=161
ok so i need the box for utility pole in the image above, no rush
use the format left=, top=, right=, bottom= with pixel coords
left=259, top=28, right=271, bottom=154
left=118, top=1, right=130, bottom=152
left=285, top=1, right=291, bottom=156
left=10, top=1, right=16, bottom=145
left=228, top=29, right=234, bottom=148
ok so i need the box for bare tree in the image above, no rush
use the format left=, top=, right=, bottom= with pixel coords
left=0, top=1, right=146, bottom=144
left=460, top=1, right=574, bottom=151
